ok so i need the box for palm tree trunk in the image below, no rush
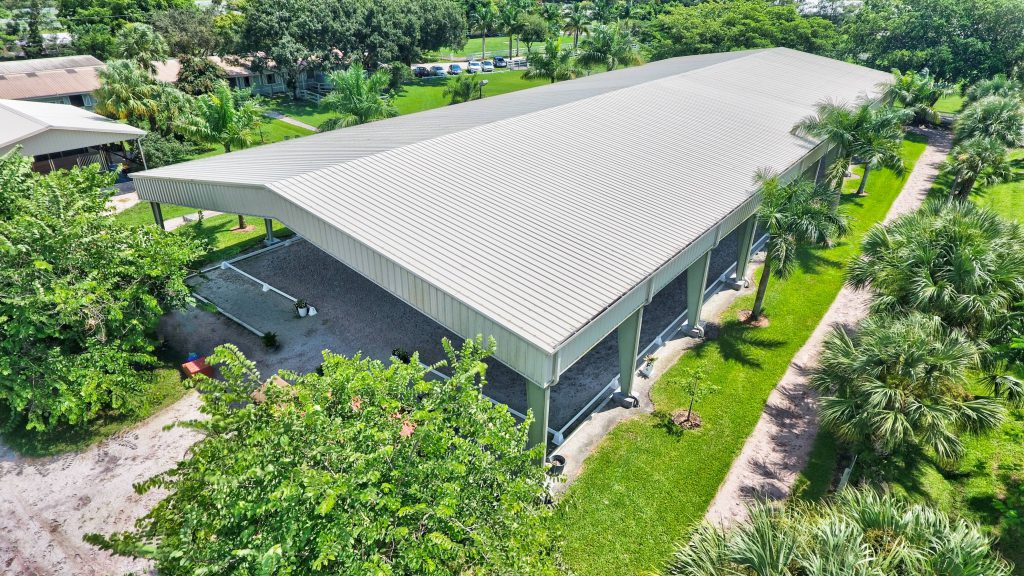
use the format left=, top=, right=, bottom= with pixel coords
left=482, top=34, right=486, bottom=59
left=956, top=176, right=977, bottom=200
left=238, top=214, right=246, bottom=229
left=856, top=164, right=871, bottom=196
left=508, top=35, right=513, bottom=59
left=750, top=259, right=773, bottom=321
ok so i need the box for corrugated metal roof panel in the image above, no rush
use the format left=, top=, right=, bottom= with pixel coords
left=0, top=99, right=145, bottom=155
left=0, top=66, right=101, bottom=100
left=133, top=48, right=890, bottom=370
left=0, top=55, right=103, bottom=75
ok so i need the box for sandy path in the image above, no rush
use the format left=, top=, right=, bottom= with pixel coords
left=0, top=393, right=205, bottom=576
left=704, top=127, right=953, bottom=526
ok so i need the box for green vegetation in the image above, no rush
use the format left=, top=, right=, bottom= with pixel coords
left=185, top=213, right=292, bottom=265
left=935, top=93, right=966, bottom=114
left=87, top=340, right=560, bottom=575
left=553, top=136, right=926, bottom=576
left=114, top=201, right=196, bottom=227
left=973, top=151, right=1024, bottom=220
left=395, top=70, right=548, bottom=115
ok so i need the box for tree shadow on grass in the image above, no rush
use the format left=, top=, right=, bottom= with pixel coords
left=794, top=244, right=845, bottom=276
left=697, top=319, right=787, bottom=369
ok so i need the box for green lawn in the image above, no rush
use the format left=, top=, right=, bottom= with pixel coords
left=268, top=97, right=336, bottom=129
left=972, top=149, right=1024, bottom=221
left=934, top=93, right=965, bottom=114
left=114, top=201, right=197, bottom=228
left=427, top=35, right=573, bottom=60
left=184, top=213, right=293, bottom=266
left=552, top=136, right=927, bottom=576
left=0, top=365, right=187, bottom=457
left=185, top=118, right=314, bottom=161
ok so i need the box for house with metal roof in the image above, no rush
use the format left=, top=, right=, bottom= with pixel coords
left=132, top=48, right=889, bottom=448
left=0, top=55, right=104, bottom=107
left=0, top=98, right=146, bottom=173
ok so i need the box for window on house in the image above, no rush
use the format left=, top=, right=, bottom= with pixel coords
left=265, top=73, right=275, bottom=85
left=68, top=94, right=85, bottom=107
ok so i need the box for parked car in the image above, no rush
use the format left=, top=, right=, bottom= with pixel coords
left=430, top=65, right=447, bottom=77
left=447, top=63, right=463, bottom=75
left=493, top=56, right=507, bottom=68
left=413, top=66, right=430, bottom=78
left=467, top=61, right=482, bottom=74
left=481, top=60, right=495, bottom=72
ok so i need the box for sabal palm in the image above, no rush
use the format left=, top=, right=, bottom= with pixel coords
left=795, top=99, right=910, bottom=197
left=954, top=96, right=1024, bottom=148
left=749, top=176, right=849, bottom=321
left=884, top=68, right=951, bottom=126
left=112, top=23, right=169, bottom=74
left=811, top=313, right=1002, bottom=464
left=470, top=2, right=500, bottom=59
left=667, top=488, right=1012, bottom=576
left=523, top=37, right=583, bottom=84
left=965, top=74, right=1023, bottom=106
left=319, top=63, right=397, bottom=130
left=576, top=24, right=643, bottom=71
left=939, top=136, right=1014, bottom=198
left=539, top=2, right=563, bottom=35
left=93, top=60, right=160, bottom=128
left=563, top=2, right=591, bottom=49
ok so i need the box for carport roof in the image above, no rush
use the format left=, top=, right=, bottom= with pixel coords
left=132, top=48, right=890, bottom=382
left=0, top=98, right=146, bottom=156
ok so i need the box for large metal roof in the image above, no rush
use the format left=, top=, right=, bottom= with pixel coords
left=133, top=48, right=890, bottom=384
left=0, top=56, right=103, bottom=101
left=0, top=98, right=145, bottom=156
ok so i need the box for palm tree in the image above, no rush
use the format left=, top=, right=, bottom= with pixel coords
left=794, top=99, right=910, bottom=197
left=667, top=488, right=1013, bottom=576
left=847, top=200, right=1024, bottom=402
left=965, top=74, right=1023, bottom=106
left=522, top=37, right=583, bottom=84
left=884, top=68, right=951, bottom=125
left=93, top=60, right=159, bottom=125
left=177, top=82, right=265, bottom=228
left=539, top=2, right=563, bottom=36
left=112, top=23, right=170, bottom=74
left=563, top=2, right=591, bottom=50
left=748, top=176, right=849, bottom=322
left=954, top=95, right=1024, bottom=147
left=811, top=313, right=1002, bottom=464
left=939, top=136, right=1014, bottom=198
left=470, top=2, right=500, bottom=60
left=498, top=1, right=523, bottom=59
left=576, top=24, right=643, bottom=72
left=319, top=63, right=397, bottom=130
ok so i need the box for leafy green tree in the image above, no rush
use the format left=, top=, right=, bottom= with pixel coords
left=443, top=72, right=477, bottom=104
left=812, top=313, right=1002, bottom=464
left=749, top=176, right=849, bottom=321
left=0, top=150, right=202, bottom=432
left=470, top=1, right=499, bottom=59
left=885, top=68, right=952, bottom=126
left=86, top=339, right=560, bottom=575
left=517, top=12, right=547, bottom=54
left=848, top=200, right=1024, bottom=401
left=563, top=0, right=591, bottom=50
left=319, top=62, right=398, bottom=130
left=174, top=54, right=226, bottom=95
left=112, top=23, right=169, bottom=73
left=940, top=136, right=1014, bottom=199
left=577, top=23, right=644, bottom=72
left=137, top=132, right=199, bottom=168
left=794, top=99, right=910, bottom=196
left=648, top=0, right=837, bottom=61
left=965, top=74, right=1024, bottom=106
left=667, top=488, right=1013, bottom=576
left=954, top=96, right=1024, bottom=148
left=151, top=6, right=222, bottom=56
left=523, top=37, right=583, bottom=84
left=678, top=362, right=715, bottom=423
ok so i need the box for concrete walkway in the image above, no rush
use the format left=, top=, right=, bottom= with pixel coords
left=704, top=127, right=953, bottom=526
left=265, top=111, right=319, bottom=132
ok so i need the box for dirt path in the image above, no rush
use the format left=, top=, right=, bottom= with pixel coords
left=704, top=127, right=953, bottom=526
left=0, top=393, right=205, bottom=576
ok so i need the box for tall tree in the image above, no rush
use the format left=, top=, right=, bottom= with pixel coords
left=668, top=488, right=1013, bottom=576
left=954, top=96, right=1024, bottom=148
left=939, top=136, right=1014, bottom=199
left=112, top=23, right=169, bottom=73
left=812, top=313, right=1002, bottom=463
left=885, top=68, right=952, bottom=126
left=497, top=0, right=522, bottom=59
left=151, top=6, right=222, bottom=56
left=86, top=339, right=560, bottom=575
left=794, top=99, right=910, bottom=197
left=174, top=55, right=226, bottom=96
left=319, top=62, right=398, bottom=130
left=523, top=37, right=583, bottom=83
left=577, top=23, right=643, bottom=72
left=92, top=60, right=161, bottom=128
left=563, top=1, right=591, bottom=50
left=749, top=176, right=849, bottom=321
left=0, top=150, right=202, bottom=432
left=470, top=1, right=499, bottom=59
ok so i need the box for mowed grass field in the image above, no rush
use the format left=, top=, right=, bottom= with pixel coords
left=552, top=136, right=927, bottom=576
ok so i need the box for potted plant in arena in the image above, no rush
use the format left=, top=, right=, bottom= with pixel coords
left=640, top=354, right=657, bottom=377
left=295, top=299, right=309, bottom=317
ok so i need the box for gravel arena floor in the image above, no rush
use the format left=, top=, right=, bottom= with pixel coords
left=169, top=229, right=746, bottom=438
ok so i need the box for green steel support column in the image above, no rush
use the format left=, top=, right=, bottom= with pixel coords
left=729, top=215, right=757, bottom=290
left=526, top=380, right=550, bottom=451
left=150, top=201, right=165, bottom=231
left=686, top=251, right=711, bottom=337
left=617, top=307, right=644, bottom=397
left=263, top=218, right=278, bottom=246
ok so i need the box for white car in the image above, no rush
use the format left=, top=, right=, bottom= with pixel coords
left=466, top=61, right=482, bottom=74
left=480, top=60, right=495, bottom=72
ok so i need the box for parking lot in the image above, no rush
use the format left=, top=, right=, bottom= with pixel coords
left=164, top=228, right=747, bottom=442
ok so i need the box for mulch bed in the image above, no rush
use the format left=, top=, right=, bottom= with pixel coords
left=670, top=409, right=702, bottom=430
left=738, top=309, right=771, bottom=328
